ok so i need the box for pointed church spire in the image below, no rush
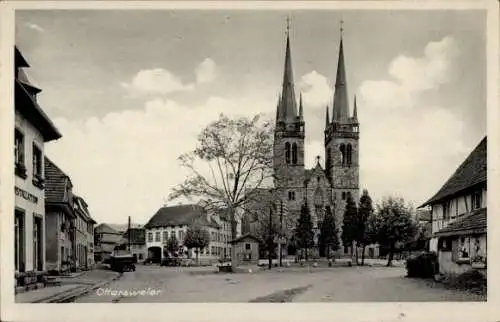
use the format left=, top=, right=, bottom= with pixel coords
left=352, top=95, right=358, bottom=122
left=280, top=16, right=298, bottom=123
left=325, top=105, right=330, bottom=128
left=299, top=92, right=303, bottom=120
left=276, top=93, right=283, bottom=123
left=332, top=20, right=349, bottom=123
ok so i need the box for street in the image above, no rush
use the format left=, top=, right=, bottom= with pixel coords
left=74, top=264, right=485, bottom=303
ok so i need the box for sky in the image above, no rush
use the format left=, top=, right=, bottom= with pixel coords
left=15, top=9, right=486, bottom=225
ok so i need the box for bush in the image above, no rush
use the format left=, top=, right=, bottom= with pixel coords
left=405, top=251, right=438, bottom=278
left=450, top=269, right=487, bottom=292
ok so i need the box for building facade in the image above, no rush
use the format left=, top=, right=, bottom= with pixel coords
left=144, top=204, right=234, bottom=264
left=73, top=195, right=96, bottom=269
left=245, top=22, right=360, bottom=257
left=14, top=46, right=62, bottom=278
left=121, top=227, right=147, bottom=262
left=94, top=223, right=124, bottom=262
left=44, top=157, right=77, bottom=273
left=420, top=137, right=487, bottom=276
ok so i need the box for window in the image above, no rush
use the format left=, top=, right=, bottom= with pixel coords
left=14, top=129, right=26, bottom=178
left=147, top=232, right=153, bottom=242
left=179, top=231, right=184, bottom=242
left=33, top=215, right=43, bottom=270
left=288, top=191, right=295, bottom=201
left=346, top=144, right=352, bottom=166
left=211, top=232, right=216, bottom=241
left=342, top=192, right=346, bottom=200
left=471, top=192, right=482, bottom=210
left=211, top=246, right=215, bottom=255
left=15, top=209, right=25, bottom=272
left=285, top=142, right=291, bottom=164
left=340, top=144, right=346, bottom=166
left=163, top=231, right=168, bottom=242
left=155, top=231, right=161, bottom=242
left=458, top=237, right=470, bottom=261
left=291, top=143, right=298, bottom=164
left=443, top=201, right=451, bottom=220
left=32, top=143, right=43, bottom=179
left=245, top=243, right=251, bottom=250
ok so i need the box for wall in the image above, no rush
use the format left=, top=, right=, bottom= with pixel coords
left=14, top=111, right=46, bottom=272
left=429, top=186, right=487, bottom=252
left=45, top=212, right=60, bottom=271
left=233, top=239, right=259, bottom=266
left=438, top=234, right=487, bottom=277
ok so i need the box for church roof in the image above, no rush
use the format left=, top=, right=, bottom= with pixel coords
left=332, top=30, right=350, bottom=123
left=276, top=20, right=298, bottom=124
left=420, top=137, right=487, bottom=207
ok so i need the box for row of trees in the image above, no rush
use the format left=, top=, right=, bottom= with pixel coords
left=294, top=189, right=423, bottom=267
left=167, top=113, right=429, bottom=269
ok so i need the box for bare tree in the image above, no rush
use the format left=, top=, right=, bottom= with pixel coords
left=169, top=113, right=275, bottom=270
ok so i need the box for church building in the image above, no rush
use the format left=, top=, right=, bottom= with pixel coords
left=245, top=21, right=360, bottom=258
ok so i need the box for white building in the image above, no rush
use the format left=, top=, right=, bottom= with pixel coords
left=144, top=204, right=239, bottom=264
left=420, top=137, right=487, bottom=276
left=14, top=47, right=61, bottom=279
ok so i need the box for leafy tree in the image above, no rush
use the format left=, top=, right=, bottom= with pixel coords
left=372, top=196, right=417, bottom=266
left=319, top=206, right=340, bottom=259
left=168, top=114, right=274, bottom=270
left=165, top=234, right=179, bottom=257
left=183, top=224, right=211, bottom=265
left=295, top=202, right=314, bottom=261
left=358, top=189, right=374, bottom=266
left=342, top=194, right=359, bottom=264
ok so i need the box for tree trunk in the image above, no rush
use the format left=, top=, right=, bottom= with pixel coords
left=230, top=211, right=237, bottom=271
left=361, top=243, right=366, bottom=266
left=386, top=242, right=395, bottom=267
left=355, top=241, right=359, bottom=265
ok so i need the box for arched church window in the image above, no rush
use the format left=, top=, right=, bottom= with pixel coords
left=342, top=192, right=346, bottom=200
left=292, top=143, right=298, bottom=165
left=285, top=142, right=291, bottom=164
left=340, top=144, right=346, bottom=166
left=346, top=144, right=352, bottom=167
left=288, top=191, right=296, bottom=201
left=314, top=187, right=323, bottom=206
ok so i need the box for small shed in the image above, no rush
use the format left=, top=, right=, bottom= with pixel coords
left=230, top=234, right=261, bottom=266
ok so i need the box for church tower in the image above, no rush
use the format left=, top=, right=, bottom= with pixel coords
left=324, top=22, right=360, bottom=253
left=273, top=19, right=305, bottom=225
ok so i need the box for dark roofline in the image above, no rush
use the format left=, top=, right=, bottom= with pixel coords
left=45, top=156, right=71, bottom=182
left=15, top=46, right=29, bottom=68
left=419, top=137, right=486, bottom=208
left=15, top=80, right=62, bottom=142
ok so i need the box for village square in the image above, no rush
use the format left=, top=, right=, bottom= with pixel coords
left=11, top=10, right=487, bottom=303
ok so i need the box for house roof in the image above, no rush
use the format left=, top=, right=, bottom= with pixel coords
left=73, top=195, right=97, bottom=224
left=230, top=233, right=262, bottom=244
left=44, top=157, right=72, bottom=204
left=15, top=46, right=29, bottom=68
left=420, top=137, right=487, bottom=207
left=434, top=208, right=487, bottom=237
left=108, top=223, right=143, bottom=232
left=95, top=223, right=122, bottom=235
left=15, top=79, right=61, bottom=142
left=144, top=204, right=219, bottom=229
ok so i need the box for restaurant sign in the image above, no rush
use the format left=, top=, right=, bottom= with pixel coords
left=15, top=186, right=38, bottom=204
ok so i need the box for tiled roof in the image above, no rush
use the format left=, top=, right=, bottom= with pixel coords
left=95, top=223, right=122, bottom=235
left=15, top=46, right=29, bottom=68
left=123, top=228, right=146, bottom=245
left=421, top=137, right=487, bottom=207
left=434, top=208, right=487, bottom=237
left=144, top=204, right=218, bottom=229
left=44, top=157, right=71, bottom=204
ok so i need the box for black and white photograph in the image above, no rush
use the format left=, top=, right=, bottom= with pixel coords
left=1, top=1, right=499, bottom=321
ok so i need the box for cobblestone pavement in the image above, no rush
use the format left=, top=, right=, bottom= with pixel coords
left=74, top=264, right=485, bottom=303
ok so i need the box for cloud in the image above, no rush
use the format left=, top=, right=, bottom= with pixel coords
left=299, top=70, right=332, bottom=109
left=45, top=94, right=274, bottom=224
left=359, top=36, right=459, bottom=111
left=25, top=23, right=44, bottom=33
left=195, top=58, right=217, bottom=84
left=122, top=58, right=217, bottom=95
left=120, top=68, right=194, bottom=94
left=356, top=36, right=470, bottom=205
